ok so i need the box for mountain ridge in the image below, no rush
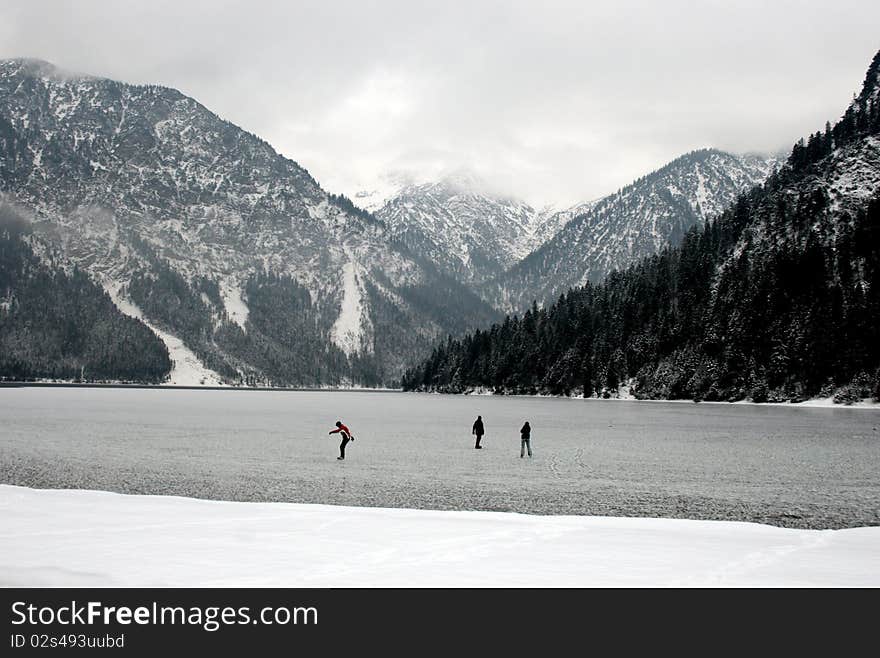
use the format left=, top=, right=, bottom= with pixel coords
left=490, top=148, right=777, bottom=311
left=0, top=57, right=496, bottom=386
left=371, top=148, right=774, bottom=312
left=374, top=171, right=575, bottom=285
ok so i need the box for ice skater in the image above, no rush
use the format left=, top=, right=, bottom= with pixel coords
left=329, top=420, right=354, bottom=460
left=520, top=421, right=532, bottom=458
left=472, top=415, right=485, bottom=449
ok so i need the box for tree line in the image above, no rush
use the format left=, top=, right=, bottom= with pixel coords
left=0, top=206, right=172, bottom=382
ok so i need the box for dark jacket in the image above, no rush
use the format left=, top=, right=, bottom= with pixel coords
left=472, top=418, right=484, bottom=435
left=520, top=422, right=531, bottom=439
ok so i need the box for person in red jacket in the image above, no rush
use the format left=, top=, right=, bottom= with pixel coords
left=329, top=420, right=354, bottom=460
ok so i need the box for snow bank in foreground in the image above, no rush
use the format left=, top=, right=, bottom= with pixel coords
left=1, top=486, right=877, bottom=587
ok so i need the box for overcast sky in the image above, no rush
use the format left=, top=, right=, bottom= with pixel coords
left=3, top=1, right=879, bottom=206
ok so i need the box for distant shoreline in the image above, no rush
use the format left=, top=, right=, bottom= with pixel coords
left=2, top=380, right=877, bottom=408
left=456, top=390, right=880, bottom=410
left=0, top=381, right=403, bottom=393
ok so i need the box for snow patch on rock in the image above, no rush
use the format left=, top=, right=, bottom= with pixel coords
left=219, top=280, right=249, bottom=331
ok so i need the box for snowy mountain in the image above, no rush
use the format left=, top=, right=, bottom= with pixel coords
left=372, top=152, right=775, bottom=312
left=373, top=171, right=589, bottom=285
left=403, top=48, right=880, bottom=403
left=0, top=58, right=496, bottom=386
left=492, top=149, right=778, bottom=311
left=0, top=58, right=805, bottom=388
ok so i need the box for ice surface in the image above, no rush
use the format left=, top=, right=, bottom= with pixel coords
left=1, top=485, right=877, bottom=587
left=2, top=388, right=879, bottom=529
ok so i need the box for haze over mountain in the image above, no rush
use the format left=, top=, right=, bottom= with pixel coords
left=373, top=171, right=593, bottom=285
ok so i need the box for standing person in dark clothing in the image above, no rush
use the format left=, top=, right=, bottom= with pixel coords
left=329, top=420, right=354, bottom=460
left=472, top=415, right=485, bottom=449
left=520, top=421, right=532, bottom=458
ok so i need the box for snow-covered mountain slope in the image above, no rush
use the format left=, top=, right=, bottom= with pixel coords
left=719, top=50, right=880, bottom=288
left=374, top=171, right=589, bottom=284
left=0, top=58, right=495, bottom=385
left=492, top=149, right=777, bottom=311
left=528, top=200, right=597, bottom=253
left=0, top=59, right=786, bottom=385
left=373, top=152, right=774, bottom=312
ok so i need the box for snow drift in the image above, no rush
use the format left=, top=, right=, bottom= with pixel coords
left=1, top=485, right=877, bottom=587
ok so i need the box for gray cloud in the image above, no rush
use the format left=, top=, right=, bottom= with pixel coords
left=2, top=0, right=879, bottom=205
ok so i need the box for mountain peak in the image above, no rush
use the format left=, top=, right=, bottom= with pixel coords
left=0, top=57, right=91, bottom=82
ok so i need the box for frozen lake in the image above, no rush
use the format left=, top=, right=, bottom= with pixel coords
left=1, top=387, right=878, bottom=529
